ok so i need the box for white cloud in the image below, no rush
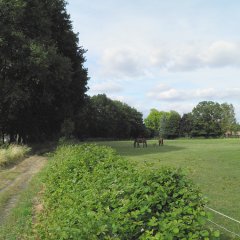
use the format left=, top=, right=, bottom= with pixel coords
left=100, top=48, right=146, bottom=79
left=203, top=41, right=240, bottom=67
left=147, top=84, right=240, bottom=102
left=97, top=41, right=240, bottom=79
left=90, top=81, right=124, bottom=94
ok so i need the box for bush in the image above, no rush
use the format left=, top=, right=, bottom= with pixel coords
left=0, top=144, right=30, bottom=168
left=36, top=144, right=219, bottom=239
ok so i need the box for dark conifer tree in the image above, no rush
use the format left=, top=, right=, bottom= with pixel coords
left=0, top=0, right=88, bottom=143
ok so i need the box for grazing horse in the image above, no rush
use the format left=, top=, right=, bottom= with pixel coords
left=159, top=138, right=164, bottom=146
left=134, top=138, right=147, bottom=148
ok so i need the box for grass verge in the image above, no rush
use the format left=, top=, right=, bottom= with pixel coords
left=0, top=167, right=45, bottom=239
left=0, top=145, right=30, bottom=168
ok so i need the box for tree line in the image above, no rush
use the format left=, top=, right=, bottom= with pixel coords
left=145, top=101, right=240, bottom=138
left=0, top=0, right=88, bottom=143
left=63, top=94, right=146, bottom=140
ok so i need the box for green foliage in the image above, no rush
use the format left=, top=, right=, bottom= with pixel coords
left=232, top=123, right=240, bottom=132
left=162, top=111, right=181, bottom=139
left=0, top=0, right=88, bottom=143
left=76, top=94, right=146, bottom=139
left=144, top=109, right=165, bottom=134
left=159, top=113, right=168, bottom=138
left=179, top=113, right=194, bottom=137
left=191, top=101, right=237, bottom=138
left=220, top=103, right=236, bottom=133
left=145, top=110, right=180, bottom=139
left=36, top=144, right=217, bottom=239
left=145, top=102, right=238, bottom=139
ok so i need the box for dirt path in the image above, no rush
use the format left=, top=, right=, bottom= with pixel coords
left=0, top=155, right=47, bottom=224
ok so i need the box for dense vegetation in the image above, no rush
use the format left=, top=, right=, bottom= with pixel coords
left=36, top=144, right=219, bottom=239
left=145, top=101, right=240, bottom=138
left=0, top=0, right=88, bottom=143
left=74, top=94, right=146, bottom=139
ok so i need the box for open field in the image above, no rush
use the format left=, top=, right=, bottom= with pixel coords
left=97, top=139, right=240, bottom=238
left=0, top=139, right=239, bottom=239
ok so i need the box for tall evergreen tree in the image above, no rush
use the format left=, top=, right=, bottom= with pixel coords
left=0, top=0, right=88, bottom=143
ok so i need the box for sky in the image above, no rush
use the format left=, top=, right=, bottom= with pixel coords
left=66, top=0, right=240, bottom=121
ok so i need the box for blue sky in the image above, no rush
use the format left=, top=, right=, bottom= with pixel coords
left=66, top=0, right=240, bottom=121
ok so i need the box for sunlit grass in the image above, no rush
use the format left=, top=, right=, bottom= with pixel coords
left=96, top=139, right=240, bottom=239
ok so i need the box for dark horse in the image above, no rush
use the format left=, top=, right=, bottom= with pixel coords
left=134, top=138, right=147, bottom=148
left=159, top=137, right=164, bottom=146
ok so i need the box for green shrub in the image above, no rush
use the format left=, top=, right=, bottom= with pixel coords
left=0, top=144, right=30, bottom=168
left=36, top=144, right=219, bottom=239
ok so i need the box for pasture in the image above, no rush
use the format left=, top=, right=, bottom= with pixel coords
left=97, top=138, right=240, bottom=238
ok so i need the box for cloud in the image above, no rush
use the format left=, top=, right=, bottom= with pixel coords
left=151, top=41, right=240, bottom=71
left=100, top=48, right=146, bottom=79
left=203, top=41, right=240, bottom=67
left=147, top=84, right=240, bottom=102
left=90, top=81, right=124, bottom=94
left=97, top=41, right=240, bottom=79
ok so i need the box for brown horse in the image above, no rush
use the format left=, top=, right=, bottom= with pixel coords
left=134, top=138, right=147, bottom=148
left=159, top=138, right=164, bottom=146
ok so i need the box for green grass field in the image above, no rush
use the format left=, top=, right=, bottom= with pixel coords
left=97, top=138, right=240, bottom=239
left=1, top=139, right=239, bottom=239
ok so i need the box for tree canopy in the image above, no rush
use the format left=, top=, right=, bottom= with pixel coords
left=145, top=101, right=238, bottom=139
left=75, top=94, right=146, bottom=139
left=0, top=0, right=88, bottom=142
left=145, top=109, right=181, bottom=138
left=189, top=101, right=237, bottom=137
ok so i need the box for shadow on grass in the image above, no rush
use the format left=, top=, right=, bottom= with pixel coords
left=220, top=233, right=239, bottom=240
left=112, top=145, right=186, bottom=157
left=29, top=141, right=57, bottom=156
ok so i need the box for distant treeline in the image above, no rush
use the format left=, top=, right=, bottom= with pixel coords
left=66, top=94, right=146, bottom=140
left=145, top=101, right=240, bottom=138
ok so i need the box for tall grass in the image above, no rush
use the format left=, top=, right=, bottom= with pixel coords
left=0, top=145, right=30, bottom=168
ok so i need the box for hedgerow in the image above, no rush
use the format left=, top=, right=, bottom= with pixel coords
left=36, top=144, right=219, bottom=239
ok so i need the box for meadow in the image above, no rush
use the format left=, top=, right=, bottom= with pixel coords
left=97, top=138, right=240, bottom=238
left=0, top=139, right=239, bottom=239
